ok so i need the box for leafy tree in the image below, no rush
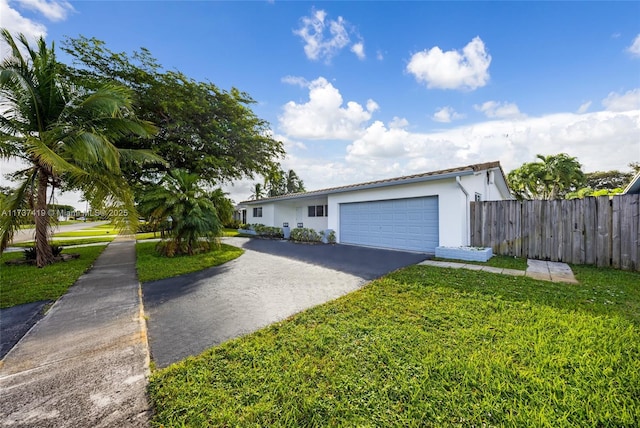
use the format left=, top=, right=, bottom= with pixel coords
left=284, top=169, right=306, bottom=194
left=259, top=168, right=306, bottom=198
left=138, top=169, right=222, bottom=256
left=0, top=30, right=156, bottom=266
left=584, top=170, right=634, bottom=191
left=508, top=153, right=585, bottom=200
left=61, top=36, right=285, bottom=187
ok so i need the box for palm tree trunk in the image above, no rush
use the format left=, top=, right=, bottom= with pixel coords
left=34, top=171, right=54, bottom=267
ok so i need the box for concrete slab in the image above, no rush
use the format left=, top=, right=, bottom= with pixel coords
left=0, top=239, right=150, bottom=428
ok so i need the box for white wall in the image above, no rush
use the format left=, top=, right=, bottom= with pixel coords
left=243, top=168, right=507, bottom=248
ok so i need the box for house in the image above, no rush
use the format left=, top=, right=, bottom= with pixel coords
left=238, top=161, right=512, bottom=253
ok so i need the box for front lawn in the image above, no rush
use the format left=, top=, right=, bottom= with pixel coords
left=149, top=264, right=640, bottom=427
left=136, top=241, right=244, bottom=283
left=10, top=237, right=115, bottom=247
left=0, top=246, right=107, bottom=308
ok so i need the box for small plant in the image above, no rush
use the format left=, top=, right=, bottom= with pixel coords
left=320, top=229, right=336, bottom=244
left=290, top=227, right=322, bottom=243
left=252, top=224, right=284, bottom=239
left=24, top=245, right=63, bottom=261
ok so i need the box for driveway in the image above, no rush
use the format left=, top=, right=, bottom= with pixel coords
left=142, top=238, right=428, bottom=368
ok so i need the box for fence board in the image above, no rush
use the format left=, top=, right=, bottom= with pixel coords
left=470, top=195, right=640, bottom=271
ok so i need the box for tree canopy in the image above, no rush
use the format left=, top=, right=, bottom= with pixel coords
left=0, top=29, right=156, bottom=266
left=61, top=36, right=285, bottom=187
left=508, top=153, right=585, bottom=200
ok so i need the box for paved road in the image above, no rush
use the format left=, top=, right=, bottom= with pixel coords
left=143, top=238, right=428, bottom=368
left=10, top=221, right=109, bottom=243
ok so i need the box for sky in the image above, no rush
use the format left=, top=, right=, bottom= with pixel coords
left=1, top=0, right=639, bottom=207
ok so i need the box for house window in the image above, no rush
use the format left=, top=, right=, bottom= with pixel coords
left=253, top=207, right=263, bottom=217
left=307, top=205, right=328, bottom=217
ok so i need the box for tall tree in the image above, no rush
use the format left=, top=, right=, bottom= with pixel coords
left=285, top=169, right=305, bottom=194
left=250, top=183, right=264, bottom=200
left=61, top=36, right=285, bottom=187
left=508, top=153, right=585, bottom=200
left=0, top=30, right=156, bottom=266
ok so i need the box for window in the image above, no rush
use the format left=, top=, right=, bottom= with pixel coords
left=253, top=207, right=263, bottom=217
left=307, top=205, right=328, bottom=217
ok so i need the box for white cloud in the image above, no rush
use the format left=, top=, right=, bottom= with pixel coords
left=406, top=36, right=491, bottom=90
left=294, top=9, right=364, bottom=62
left=16, top=0, right=73, bottom=22
left=376, top=50, right=384, bottom=61
left=577, top=101, right=592, bottom=114
left=627, top=34, right=640, bottom=57
left=432, top=106, right=465, bottom=123
left=279, top=77, right=378, bottom=140
left=474, top=101, right=525, bottom=119
left=602, top=89, right=640, bottom=111
left=351, top=41, right=365, bottom=60
left=0, top=0, right=46, bottom=59
left=389, top=117, right=409, bottom=129
left=281, top=75, right=309, bottom=87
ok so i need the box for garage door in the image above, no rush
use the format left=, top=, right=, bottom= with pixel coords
left=339, top=196, right=439, bottom=253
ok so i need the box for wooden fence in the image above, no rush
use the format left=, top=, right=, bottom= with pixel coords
left=470, top=194, right=640, bottom=271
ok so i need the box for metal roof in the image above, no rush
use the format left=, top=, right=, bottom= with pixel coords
left=240, top=161, right=509, bottom=204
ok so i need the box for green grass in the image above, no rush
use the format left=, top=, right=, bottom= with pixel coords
left=432, top=254, right=529, bottom=270
left=11, top=237, right=115, bottom=247
left=149, top=264, right=640, bottom=427
left=222, top=228, right=240, bottom=237
left=136, top=241, right=244, bottom=283
left=53, top=228, right=118, bottom=237
left=0, top=246, right=106, bottom=308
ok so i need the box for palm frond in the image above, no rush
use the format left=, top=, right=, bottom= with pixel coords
left=0, top=170, right=37, bottom=253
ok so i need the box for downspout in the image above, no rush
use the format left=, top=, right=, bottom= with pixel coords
left=456, top=176, right=470, bottom=246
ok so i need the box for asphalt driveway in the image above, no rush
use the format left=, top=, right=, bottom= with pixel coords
left=143, top=238, right=428, bottom=368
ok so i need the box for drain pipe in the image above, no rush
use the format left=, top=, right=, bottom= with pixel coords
left=456, top=176, right=470, bottom=246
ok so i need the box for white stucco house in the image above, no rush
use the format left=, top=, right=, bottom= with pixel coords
left=238, top=161, right=512, bottom=253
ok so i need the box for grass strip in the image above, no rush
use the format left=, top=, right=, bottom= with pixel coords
left=136, top=241, right=244, bottom=283
left=149, top=264, right=640, bottom=427
left=53, top=229, right=118, bottom=237
left=432, top=254, right=528, bottom=270
left=10, top=237, right=115, bottom=247
left=0, top=246, right=106, bottom=308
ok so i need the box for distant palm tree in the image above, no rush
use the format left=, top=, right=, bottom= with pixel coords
left=0, top=29, right=156, bottom=266
left=508, top=153, right=584, bottom=200
left=250, top=183, right=264, bottom=200
left=285, top=169, right=305, bottom=194
left=138, top=169, right=222, bottom=256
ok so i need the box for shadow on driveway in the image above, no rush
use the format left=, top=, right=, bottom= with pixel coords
left=226, top=237, right=430, bottom=280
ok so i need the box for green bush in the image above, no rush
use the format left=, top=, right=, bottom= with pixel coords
left=320, top=229, right=336, bottom=244
left=290, top=227, right=322, bottom=243
left=24, top=245, right=63, bottom=260
left=253, top=224, right=283, bottom=239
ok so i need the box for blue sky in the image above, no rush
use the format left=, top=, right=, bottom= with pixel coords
left=1, top=0, right=639, bottom=206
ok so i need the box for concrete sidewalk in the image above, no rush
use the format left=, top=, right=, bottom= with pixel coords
left=419, top=258, right=578, bottom=284
left=0, top=239, right=150, bottom=428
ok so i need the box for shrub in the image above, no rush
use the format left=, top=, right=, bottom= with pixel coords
left=24, top=245, right=63, bottom=261
left=320, top=229, right=336, bottom=244
left=290, top=227, right=322, bottom=243
left=253, top=224, right=283, bottom=239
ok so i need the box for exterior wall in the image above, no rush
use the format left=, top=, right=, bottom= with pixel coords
left=243, top=197, right=329, bottom=231
left=242, top=168, right=508, bottom=249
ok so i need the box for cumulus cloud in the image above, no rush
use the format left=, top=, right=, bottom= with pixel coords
left=432, top=106, right=465, bottom=123
left=602, top=89, right=640, bottom=111
left=389, top=117, right=409, bottom=129
left=343, top=110, right=639, bottom=175
left=279, top=77, right=379, bottom=140
left=294, top=9, right=365, bottom=62
left=474, top=101, right=525, bottom=119
left=281, top=75, right=309, bottom=87
left=627, top=34, right=640, bottom=57
left=406, top=36, right=491, bottom=90
left=16, top=0, right=73, bottom=21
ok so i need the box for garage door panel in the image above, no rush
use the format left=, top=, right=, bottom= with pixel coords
left=340, top=196, right=439, bottom=252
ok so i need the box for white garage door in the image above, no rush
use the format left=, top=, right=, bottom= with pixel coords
left=339, top=196, right=439, bottom=253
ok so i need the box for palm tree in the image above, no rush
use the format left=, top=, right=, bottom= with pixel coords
left=138, top=169, right=222, bottom=256
left=285, top=169, right=305, bottom=194
left=0, top=30, right=156, bottom=266
left=250, top=183, right=264, bottom=200
left=508, top=153, right=584, bottom=200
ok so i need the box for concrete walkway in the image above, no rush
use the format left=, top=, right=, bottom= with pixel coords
left=0, top=238, right=150, bottom=428
left=419, top=258, right=578, bottom=284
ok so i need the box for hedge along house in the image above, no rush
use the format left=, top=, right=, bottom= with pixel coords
left=238, top=161, right=512, bottom=253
